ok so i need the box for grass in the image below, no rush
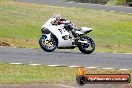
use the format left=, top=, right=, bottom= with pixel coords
left=0, top=63, right=132, bottom=84
left=0, top=63, right=76, bottom=83
left=0, top=0, right=132, bottom=53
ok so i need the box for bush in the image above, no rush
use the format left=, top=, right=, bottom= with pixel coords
left=66, top=0, right=108, bottom=4
left=117, top=0, right=126, bottom=5
left=107, top=0, right=126, bottom=5
left=66, top=0, right=127, bottom=5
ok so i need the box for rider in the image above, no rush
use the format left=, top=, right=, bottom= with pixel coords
left=51, top=14, right=77, bottom=37
left=51, top=14, right=68, bottom=25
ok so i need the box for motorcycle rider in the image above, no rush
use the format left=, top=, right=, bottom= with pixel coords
left=51, top=14, right=78, bottom=38
left=51, top=14, right=69, bottom=25
left=40, top=14, right=95, bottom=53
left=43, top=14, right=69, bottom=28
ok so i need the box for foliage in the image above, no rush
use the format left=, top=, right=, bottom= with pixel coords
left=66, top=0, right=127, bottom=5
left=66, top=0, right=108, bottom=4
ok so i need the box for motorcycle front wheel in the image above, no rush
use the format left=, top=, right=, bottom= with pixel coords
left=77, top=36, right=95, bottom=54
left=39, top=35, right=57, bottom=52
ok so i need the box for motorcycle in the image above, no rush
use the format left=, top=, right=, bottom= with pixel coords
left=39, top=18, right=95, bottom=54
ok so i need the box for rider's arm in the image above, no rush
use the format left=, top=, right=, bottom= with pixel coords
left=50, top=20, right=59, bottom=25
left=58, top=20, right=71, bottom=25
left=51, top=20, right=65, bottom=25
left=51, top=19, right=71, bottom=25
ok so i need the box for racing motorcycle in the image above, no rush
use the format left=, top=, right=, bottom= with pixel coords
left=39, top=18, right=95, bottom=54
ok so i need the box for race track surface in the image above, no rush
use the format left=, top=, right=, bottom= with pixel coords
left=0, top=47, right=132, bottom=70
left=16, top=0, right=132, bottom=13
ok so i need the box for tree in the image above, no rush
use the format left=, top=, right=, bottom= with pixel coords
left=117, top=0, right=126, bottom=5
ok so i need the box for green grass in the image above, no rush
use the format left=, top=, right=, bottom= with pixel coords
left=0, top=64, right=76, bottom=83
left=0, top=0, right=132, bottom=53
left=0, top=63, right=132, bottom=83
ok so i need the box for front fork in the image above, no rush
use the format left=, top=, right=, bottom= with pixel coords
left=42, top=33, right=51, bottom=40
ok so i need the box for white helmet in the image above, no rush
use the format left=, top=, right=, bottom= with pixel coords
left=53, top=14, right=61, bottom=20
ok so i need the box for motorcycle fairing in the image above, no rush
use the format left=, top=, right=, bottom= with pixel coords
left=44, top=25, right=73, bottom=47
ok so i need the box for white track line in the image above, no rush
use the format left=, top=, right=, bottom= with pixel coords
left=119, top=69, right=129, bottom=71
left=0, top=46, right=5, bottom=48
left=57, top=84, right=75, bottom=88
left=29, top=64, right=41, bottom=66
left=5, top=63, right=132, bottom=70
left=102, top=68, right=113, bottom=70
left=100, top=52, right=132, bottom=55
left=47, top=65, right=60, bottom=67
left=10, top=63, right=23, bottom=65
left=86, top=67, right=97, bottom=69
left=113, top=52, right=132, bottom=54
left=68, top=66, right=80, bottom=68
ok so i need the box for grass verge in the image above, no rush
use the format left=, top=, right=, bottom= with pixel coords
left=0, top=63, right=76, bottom=84
left=0, top=63, right=132, bottom=84
left=0, top=0, right=132, bottom=53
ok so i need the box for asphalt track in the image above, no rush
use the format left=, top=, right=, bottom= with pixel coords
left=16, top=0, right=132, bottom=14
left=0, top=47, right=132, bottom=70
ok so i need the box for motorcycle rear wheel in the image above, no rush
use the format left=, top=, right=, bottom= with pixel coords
left=77, top=36, right=95, bottom=54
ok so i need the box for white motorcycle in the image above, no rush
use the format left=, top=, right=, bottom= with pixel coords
left=39, top=18, right=95, bottom=54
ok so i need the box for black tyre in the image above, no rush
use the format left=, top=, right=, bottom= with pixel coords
left=77, top=36, right=95, bottom=54
left=39, top=35, right=57, bottom=52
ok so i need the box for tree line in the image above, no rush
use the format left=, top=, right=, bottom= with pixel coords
left=66, top=0, right=131, bottom=6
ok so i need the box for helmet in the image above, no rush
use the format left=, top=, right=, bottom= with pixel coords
left=53, top=14, right=61, bottom=20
